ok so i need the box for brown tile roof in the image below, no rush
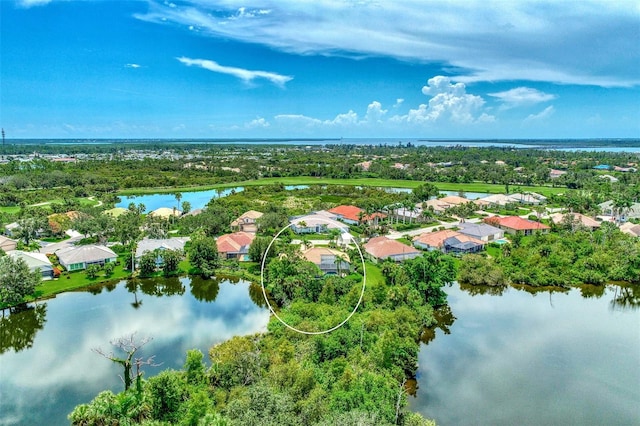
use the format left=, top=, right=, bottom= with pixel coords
left=217, top=232, right=255, bottom=253
left=328, top=205, right=387, bottom=222
left=364, top=236, right=420, bottom=259
left=485, top=216, right=550, bottom=231
left=413, top=230, right=467, bottom=248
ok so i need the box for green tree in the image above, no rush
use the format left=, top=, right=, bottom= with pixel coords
left=411, top=183, right=439, bottom=202
left=138, top=251, right=157, bottom=277
left=0, top=256, right=40, bottom=305
left=162, top=249, right=183, bottom=277
left=188, top=234, right=219, bottom=276
left=184, top=348, right=207, bottom=386
left=249, top=236, right=275, bottom=264
left=85, top=264, right=101, bottom=279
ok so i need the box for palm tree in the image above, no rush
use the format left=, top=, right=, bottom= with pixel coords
left=613, top=195, right=633, bottom=224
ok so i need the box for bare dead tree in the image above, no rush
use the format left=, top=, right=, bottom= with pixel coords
left=395, top=378, right=407, bottom=425
left=93, top=333, right=161, bottom=392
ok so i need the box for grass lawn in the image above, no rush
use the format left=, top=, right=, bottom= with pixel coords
left=30, top=260, right=132, bottom=302
left=118, top=177, right=566, bottom=197
left=0, top=206, right=20, bottom=214
left=364, top=262, right=385, bottom=287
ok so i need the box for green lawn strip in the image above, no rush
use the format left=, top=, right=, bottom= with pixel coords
left=364, top=262, right=385, bottom=287
left=0, top=206, right=20, bottom=214
left=118, top=177, right=566, bottom=197
left=30, top=262, right=131, bottom=301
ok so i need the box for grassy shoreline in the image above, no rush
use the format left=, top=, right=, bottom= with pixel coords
left=117, top=177, right=566, bottom=197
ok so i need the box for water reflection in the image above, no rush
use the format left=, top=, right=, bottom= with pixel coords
left=0, top=304, right=48, bottom=354
left=411, top=283, right=640, bottom=425
left=189, top=276, right=220, bottom=302
left=610, top=284, right=640, bottom=311
left=0, top=277, right=269, bottom=426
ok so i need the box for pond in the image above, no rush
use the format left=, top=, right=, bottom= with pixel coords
left=116, top=185, right=310, bottom=212
left=0, top=277, right=269, bottom=426
left=411, top=283, right=640, bottom=425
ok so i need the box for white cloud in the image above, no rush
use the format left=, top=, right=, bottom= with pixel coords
left=524, top=106, right=555, bottom=123
left=125, top=63, right=141, bottom=69
left=245, top=117, right=270, bottom=128
left=489, top=87, right=556, bottom=108
left=137, top=1, right=640, bottom=87
left=393, top=99, right=404, bottom=108
left=17, top=0, right=52, bottom=7
left=177, top=57, right=293, bottom=87
left=392, top=76, right=492, bottom=124
left=364, top=101, right=386, bottom=123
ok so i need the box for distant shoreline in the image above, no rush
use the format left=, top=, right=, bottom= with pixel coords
left=3, top=137, right=640, bottom=148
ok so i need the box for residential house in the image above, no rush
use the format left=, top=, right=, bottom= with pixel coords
left=550, top=213, right=601, bottom=231
left=7, top=250, right=55, bottom=279
left=549, top=169, right=567, bottom=179
left=337, top=232, right=357, bottom=247
left=619, top=222, right=640, bottom=238
left=600, top=174, right=619, bottom=183
left=4, top=222, right=20, bottom=237
left=135, top=237, right=190, bottom=266
left=413, top=230, right=485, bottom=254
left=457, top=222, right=505, bottom=242
left=55, top=245, right=118, bottom=271
left=599, top=201, right=640, bottom=221
left=302, top=247, right=351, bottom=275
left=0, top=235, right=18, bottom=252
left=484, top=216, right=550, bottom=236
left=508, top=192, right=547, bottom=205
left=230, top=210, right=263, bottom=233
left=364, top=236, right=421, bottom=263
left=477, top=194, right=515, bottom=207
left=328, top=205, right=386, bottom=225
left=423, top=195, right=471, bottom=214
left=183, top=208, right=204, bottom=217
left=217, top=232, right=255, bottom=261
left=290, top=211, right=348, bottom=234
left=149, top=207, right=182, bottom=219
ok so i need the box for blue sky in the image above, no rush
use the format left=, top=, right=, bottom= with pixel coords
left=1, top=0, right=639, bottom=139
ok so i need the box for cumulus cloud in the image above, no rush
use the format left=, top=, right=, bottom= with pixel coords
left=393, top=99, right=404, bottom=108
left=125, top=63, right=142, bottom=69
left=245, top=117, right=270, bottom=128
left=489, top=87, right=556, bottom=108
left=393, top=76, right=492, bottom=124
left=364, top=101, right=387, bottom=123
left=524, top=106, right=555, bottom=123
left=177, top=57, right=292, bottom=87
left=136, top=1, right=640, bottom=87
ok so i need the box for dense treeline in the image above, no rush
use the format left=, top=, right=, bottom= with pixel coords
left=459, top=223, right=640, bottom=287
left=1, top=145, right=639, bottom=208
left=69, top=253, right=456, bottom=425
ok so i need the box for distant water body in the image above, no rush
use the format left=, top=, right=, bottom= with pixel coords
left=8, top=138, right=640, bottom=152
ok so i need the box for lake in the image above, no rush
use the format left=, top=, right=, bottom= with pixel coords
left=411, top=283, right=640, bottom=425
left=0, top=277, right=269, bottom=426
left=116, top=185, right=309, bottom=212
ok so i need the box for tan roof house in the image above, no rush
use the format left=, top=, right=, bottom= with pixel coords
left=230, top=210, right=263, bottom=233
left=550, top=213, right=601, bottom=231
left=619, top=222, right=640, bottom=237
left=413, top=230, right=485, bottom=254
left=364, top=236, right=420, bottom=263
left=149, top=207, right=182, bottom=219
left=0, top=235, right=18, bottom=252
left=302, top=247, right=350, bottom=275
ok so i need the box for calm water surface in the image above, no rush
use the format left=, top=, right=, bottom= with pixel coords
left=411, top=283, right=640, bottom=425
left=0, top=277, right=269, bottom=426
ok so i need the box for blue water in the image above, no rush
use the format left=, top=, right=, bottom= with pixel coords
left=117, top=187, right=244, bottom=212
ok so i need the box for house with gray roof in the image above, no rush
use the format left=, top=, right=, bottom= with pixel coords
left=457, top=222, right=505, bottom=242
left=56, top=245, right=117, bottom=271
left=135, top=237, right=189, bottom=266
left=7, top=250, right=55, bottom=279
